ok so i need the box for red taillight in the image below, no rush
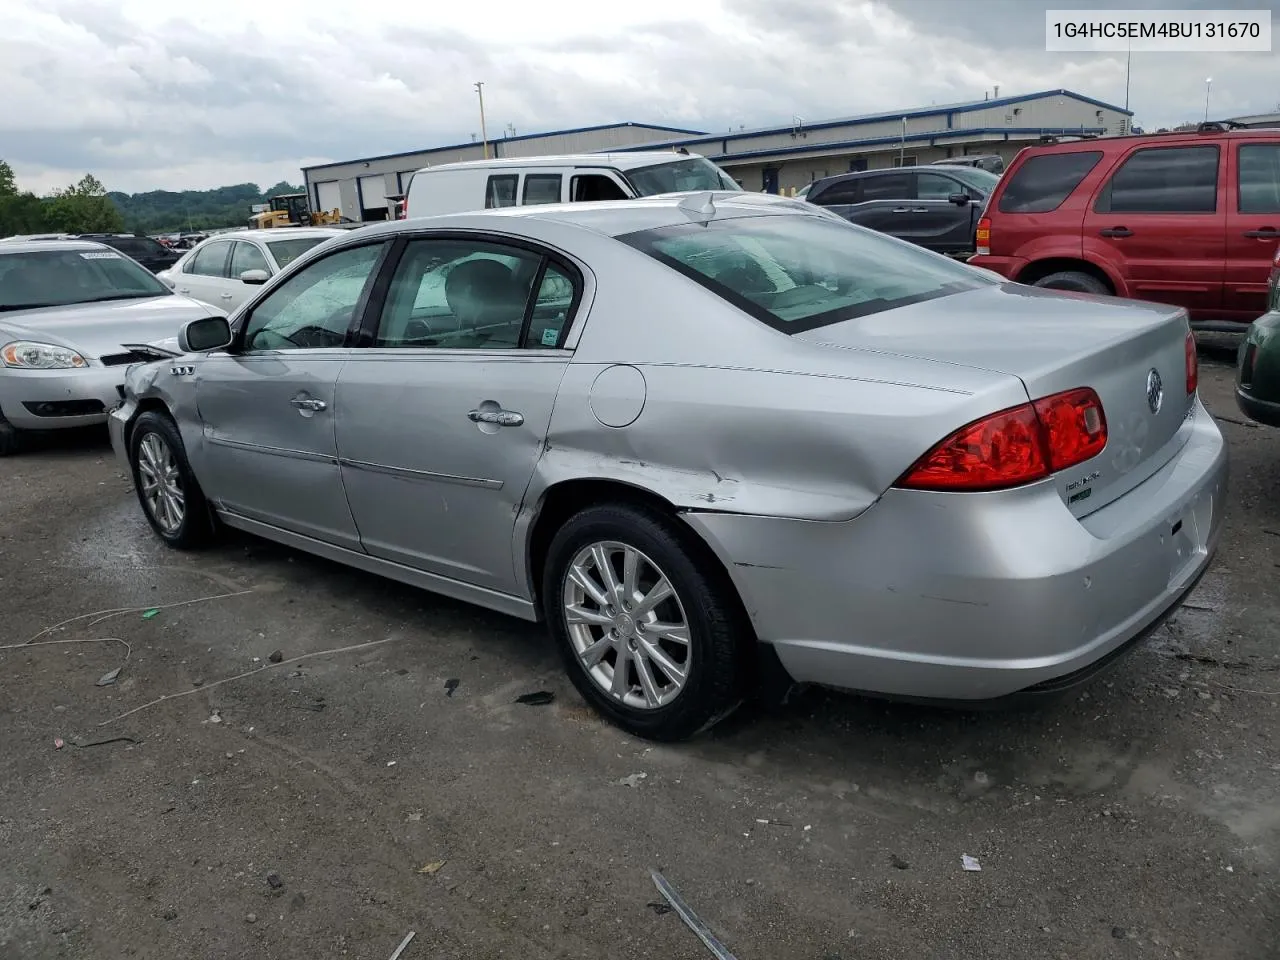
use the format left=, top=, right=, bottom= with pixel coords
left=1185, top=330, right=1198, bottom=394
left=975, top=216, right=991, bottom=256
left=898, top=387, right=1107, bottom=493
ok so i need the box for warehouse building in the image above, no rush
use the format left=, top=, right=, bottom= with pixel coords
left=303, top=88, right=1131, bottom=221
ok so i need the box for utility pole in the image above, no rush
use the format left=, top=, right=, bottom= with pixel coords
left=1124, top=43, right=1131, bottom=111
left=899, top=117, right=906, bottom=166
left=474, top=82, right=489, bottom=159
left=1204, top=77, right=1212, bottom=122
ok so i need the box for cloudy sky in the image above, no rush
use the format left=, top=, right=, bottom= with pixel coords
left=3, top=0, right=1276, bottom=195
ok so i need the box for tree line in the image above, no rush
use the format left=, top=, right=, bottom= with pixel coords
left=0, top=160, right=306, bottom=237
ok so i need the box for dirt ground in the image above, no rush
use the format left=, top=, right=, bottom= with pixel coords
left=1, top=351, right=1277, bottom=960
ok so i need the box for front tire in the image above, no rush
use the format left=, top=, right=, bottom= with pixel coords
left=128, top=410, right=214, bottom=549
left=542, top=502, right=748, bottom=741
left=0, top=414, right=20, bottom=457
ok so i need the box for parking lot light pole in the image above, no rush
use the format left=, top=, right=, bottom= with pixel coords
left=475, top=82, right=490, bottom=159
left=1204, top=77, right=1212, bottom=122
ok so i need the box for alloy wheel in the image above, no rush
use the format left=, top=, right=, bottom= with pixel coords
left=137, top=432, right=185, bottom=535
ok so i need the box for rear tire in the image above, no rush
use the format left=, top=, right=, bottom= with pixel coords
left=541, top=502, right=749, bottom=742
left=128, top=410, right=215, bottom=549
left=1031, top=270, right=1110, bottom=295
left=0, top=415, right=20, bottom=457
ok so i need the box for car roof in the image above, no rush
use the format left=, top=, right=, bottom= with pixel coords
left=1018, top=127, right=1280, bottom=155
left=357, top=192, right=825, bottom=241
left=195, top=227, right=347, bottom=242
left=0, top=239, right=114, bottom=255
left=411, top=151, right=706, bottom=175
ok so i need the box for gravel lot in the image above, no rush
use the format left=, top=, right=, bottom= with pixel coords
left=1, top=352, right=1277, bottom=960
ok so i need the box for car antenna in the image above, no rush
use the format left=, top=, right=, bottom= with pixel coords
left=677, top=192, right=717, bottom=224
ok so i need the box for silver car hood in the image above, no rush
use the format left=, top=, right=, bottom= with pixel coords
left=0, top=295, right=221, bottom=359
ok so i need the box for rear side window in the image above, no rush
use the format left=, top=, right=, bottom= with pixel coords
left=1096, top=145, right=1219, bottom=214
left=522, top=174, right=562, bottom=205
left=809, top=179, right=860, bottom=205
left=1239, top=143, right=1280, bottom=214
left=861, top=174, right=914, bottom=201
left=620, top=214, right=992, bottom=334
left=998, top=151, right=1102, bottom=213
left=484, top=175, right=518, bottom=209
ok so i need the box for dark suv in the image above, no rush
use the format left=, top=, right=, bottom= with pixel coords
left=69, top=234, right=180, bottom=274
left=969, top=124, right=1280, bottom=329
left=802, top=166, right=1001, bottom=255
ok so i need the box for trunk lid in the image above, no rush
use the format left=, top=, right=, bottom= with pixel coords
left=794, top=282, right=1195, bottom=515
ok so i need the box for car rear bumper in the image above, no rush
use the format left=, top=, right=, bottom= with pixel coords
left=1236, top=388, right=1280, bottom=427
left=683, top=397, right=1228, bottom=702
left=966, top=254, right=1026, bottom=279
left=0, top=367, right=126, bottom=430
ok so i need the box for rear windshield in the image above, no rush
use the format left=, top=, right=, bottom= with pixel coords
left=620, top=213, right=992, bottom=334
left=266, top=237, right=331, bottom=268
left=998, top=151, right=1103, bottom=213
left=623, top=158, right=741, bottom=197
left=99, top=236, right=169, bottom=258
left=0, top=248, right=171, bottom=311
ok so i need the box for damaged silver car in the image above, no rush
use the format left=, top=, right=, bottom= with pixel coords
left=110, top=193, right=1226, bottom=740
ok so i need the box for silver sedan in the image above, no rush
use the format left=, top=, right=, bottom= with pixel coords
left=0, top=240, right=225, bottom=455
left=108, top=193, right=1227, bottom=741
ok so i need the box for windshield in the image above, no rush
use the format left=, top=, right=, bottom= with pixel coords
left=0, top=248, right=171, bottom=310
left=266, top=237, right=332, bottom=269
left=624, top=157, right=742, bottom=196
left=620, top=213, right=992, bottom=334
left=938, top=166, right=1002, bottom=193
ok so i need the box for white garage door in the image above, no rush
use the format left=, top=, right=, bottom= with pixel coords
left=316, top=181, right=341, bottom=214
left=359, top=175, right=387, bottom=213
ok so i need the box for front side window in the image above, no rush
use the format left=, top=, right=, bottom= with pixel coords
left=0, top=248, right=171, bottom=310
left=230, top=241, right=269, bottom=277
left=523, top=174, right=562, bottom=205
left=374, top=238, right=578, bottom=350
left=485, top=175, right=518, bottom=209
left=1097, top=145, right=1220, bottom=214
left=620, top=213, right=992, bottom=334
left=571, top=174, right=629, bottom=202
left=623, top=157, right=741, bottom=196
left=1239, top=143, right=1280, bottom=214
left=917, top=173, right=963, bottom=200
left=241, top=242, right=386, bottom=351
left=998, top=151, right=1102, bottom=213
left=187, top=241, right=232, bottom=277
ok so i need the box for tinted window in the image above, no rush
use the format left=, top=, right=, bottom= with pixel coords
left=523, top=174, right=562, bottom=205
left=0, top=248, right=170, bottom=309
left=188, top=241, right=232, bottom=277
left=265, top=236, right=331, bottom=268
left=917, top=173, right=962, bottom=200
left=998, top=151, right=1102, bottom=213
left=1098, top=145, right=1219, bottom=214
left=810, top=179, right=860, bottom=205
left=571, top=174, right=628, bottom=202
left=623, top=157, right=740, bottom=196
left=1239, top=143, right=1280, bottom=214
left=230, top=241, right=269, bottom=276
left=861, top=174, right=914, bottom=201
left=620, top=214, right=992, bottom=334
left=485, top=175, right=518, bottom=209
left=936, top=166, right=1001, bottom=194
left=100, top=237, right=167, bottom=258
left=242, top=242, right=385, bottom=351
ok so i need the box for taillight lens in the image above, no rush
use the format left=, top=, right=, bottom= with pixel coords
left=975, top=216, right=991, bottom=256
left=898, top=387, right=1107, bottom=493
left=1185, top=330, right=1198, bottom=394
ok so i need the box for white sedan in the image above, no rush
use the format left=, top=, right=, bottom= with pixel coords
left=157, top=227, right=345, bottom=312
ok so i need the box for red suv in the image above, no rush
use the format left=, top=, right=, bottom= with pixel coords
left=969, top=125, right=1280, bottom=330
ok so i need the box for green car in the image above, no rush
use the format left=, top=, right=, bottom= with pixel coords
left=1237, top=248, right=1280, bottom=427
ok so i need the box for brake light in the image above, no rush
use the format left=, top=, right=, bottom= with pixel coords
left=975, top=216, right=991, bottom=256
left=898, top=387, right=1107, bottom=492
left=1185, top=330, right=1198, bottom=394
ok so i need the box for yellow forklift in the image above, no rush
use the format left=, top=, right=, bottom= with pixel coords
left=248, top=193, right=346, bottom=229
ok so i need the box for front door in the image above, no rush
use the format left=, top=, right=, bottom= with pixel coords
left=174, top=238, right=234, bottom=309
left=1081, top=142, right=1227, bottom=316
left=193, top=239, right=390, bottom=549
left=335, top=234, right=581, bottom=596
left=1225, top=139, right=1280, bottom=320
left=911, top=171, right=978, bottom=253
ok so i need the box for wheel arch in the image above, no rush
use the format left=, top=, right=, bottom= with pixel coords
left=1015, top=257, right=1119, bottom=293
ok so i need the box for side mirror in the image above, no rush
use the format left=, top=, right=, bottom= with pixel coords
left=239, top=268, right=270, bottom=285
left=178, top=316, right=233, bottom=353
left=160, top=275, right=176, bottom=289
left=949, top=193, right=971, bottom=206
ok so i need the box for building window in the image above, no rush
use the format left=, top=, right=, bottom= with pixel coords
left=848, top=157, right=868, bottom=172
left=892, top=156, right=918, bottom=168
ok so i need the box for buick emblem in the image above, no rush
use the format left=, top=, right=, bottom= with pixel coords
left=1146, top=368, right=1163, bottom=415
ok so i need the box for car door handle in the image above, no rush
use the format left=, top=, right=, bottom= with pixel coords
left=178, top=287, right=191, bottom=294
left=291, top=397, right=327, bottom=412
left=1099, top=226, right=1133, bottom=238
left=1243, top=228, right=1279, bottom=238
left=468, top=408, right=524, bottom=427
left=910, top=207, right=928, bottom=213
left=890, top=207, right=911, bottom=213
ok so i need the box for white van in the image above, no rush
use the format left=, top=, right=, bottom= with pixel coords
left=402, top=151, right=741, bottom=218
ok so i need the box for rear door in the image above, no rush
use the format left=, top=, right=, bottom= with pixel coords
left=1081, top=142, right=1226, bottom=316
left=1225, top=138, right=1280, bottom=320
